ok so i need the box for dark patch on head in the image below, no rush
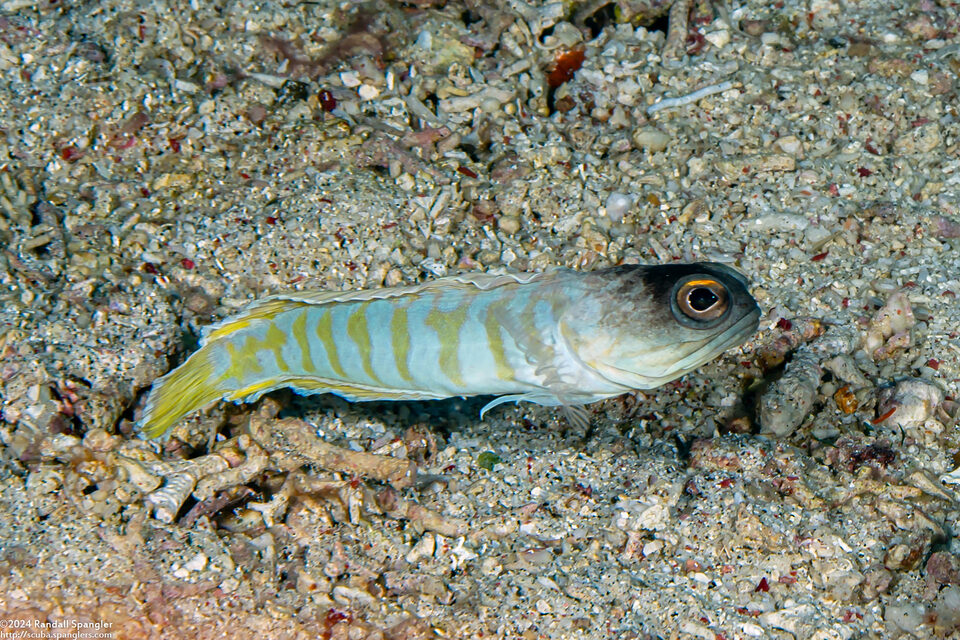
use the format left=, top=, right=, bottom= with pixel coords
left=642, top=264, right=716, bottom=304
left=599, top=264, right=651, bottom=300
left=590, top=263, right=760, bottom=339
left=649, top=263, right=750, bottom=303
left=601, top=263, right=750, bottom=306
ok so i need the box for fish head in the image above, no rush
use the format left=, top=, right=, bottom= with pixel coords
left=561, top=263, right=761, bottom=390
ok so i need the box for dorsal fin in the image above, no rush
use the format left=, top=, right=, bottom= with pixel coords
left=269, top=271, right=546, bottom=305
left=200, top=271, right=551, bottom=344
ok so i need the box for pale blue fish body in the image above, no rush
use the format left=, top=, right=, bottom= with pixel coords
left=139, top=264, right=761, bottom=438
left=240, top=280, right=556, bottom=398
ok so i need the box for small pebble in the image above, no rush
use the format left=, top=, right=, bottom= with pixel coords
left=498, top=216, right=521, bottom=234
left=604, top=192, right=633, bottom=223
left=632, top=127, right=671, bottom=152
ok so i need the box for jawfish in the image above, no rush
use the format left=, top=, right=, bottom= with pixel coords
left=139, top=263, right=761, bottom=438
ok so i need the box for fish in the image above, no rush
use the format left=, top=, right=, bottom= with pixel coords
left=138, top=263, right=761, bottom=439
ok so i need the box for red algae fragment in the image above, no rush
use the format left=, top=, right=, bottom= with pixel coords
left=59, top=145, right=83, bottom=162
left=871, top=405, right=897, bottom=425
left=318, top=89, right=337, bottom=112
left=686, top=30, right=706, bottom=55
left=547, top=47, right=585, bottom=88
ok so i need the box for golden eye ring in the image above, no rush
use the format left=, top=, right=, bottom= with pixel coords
left=675, top=279, right=729, bottom=321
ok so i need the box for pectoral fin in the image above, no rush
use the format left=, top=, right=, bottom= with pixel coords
left=561, top=405, right=591, bottom=431
left=479, top=393, right=595, bottom=429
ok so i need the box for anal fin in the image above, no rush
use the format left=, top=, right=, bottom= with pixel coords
left=229, top=376, right=448, bottom=404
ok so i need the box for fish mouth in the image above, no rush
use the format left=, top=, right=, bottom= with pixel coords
left=591, top=304, right=761, bottom=390
left=665, top=306, right=761, bottom=377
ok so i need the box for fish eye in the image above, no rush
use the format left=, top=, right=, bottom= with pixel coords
left=676, top=279, right=729, bottom=321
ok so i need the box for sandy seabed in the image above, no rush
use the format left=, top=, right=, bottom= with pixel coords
left=1, top=0, right=960, bottom=637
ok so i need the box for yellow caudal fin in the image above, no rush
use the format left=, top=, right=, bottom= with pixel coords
left=138, top=345, right=224, bottom=439
left=139, top=298, right=310, bottom=439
